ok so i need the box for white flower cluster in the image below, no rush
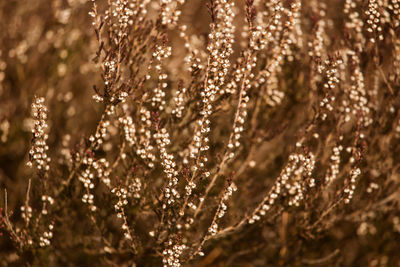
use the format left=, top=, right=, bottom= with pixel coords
left=162, top=239, right=186, bottom=267
left=111, top=0, right=136, bottom=37
left=111, top=186, right=133, bottom=240
left=152, top=44, right=172, bottom=111
left=308, top=18, right=327, bottom=59
left=94, top=158, right=111, bottom=186
left=226, top=91, right=249, bottom=159
left=319, top=59, right=341, bottom=121
left=79, top=162, right=96, bottom=212
left=185, top=181, right=196, bottom=196
left=189, top=0, right=235, bottom=175
left=155, top=128, right=180, bottom=207
left=39, top=222, right=54, bottom=247
left=346, top=51, right=372, bottom=127
left=119, top=115, right=136, bottom=146
left=285, top=152, right=316, bottom=207
left=105, top=59, right=116, bottom=74
left=89, top=119, right=110, bottom=148
left=128, top=177, right=142, bottom=199
left=92, top=94, right=104, bottom=103
left=366, top=182, right=379, bottom=193
left=180, top=25, right=204, bottom=74
left=136, top=107, right=156, bottom=168
left=27, top=96, right=51, bottom=172
left=253, top=1, right=301, bottom=106
left=20, top=205, right=32, bottom=225
left=262, top=0, right=285, bottom=48
left=79, top=156, right=111, bottom=211
left=344, top=0, right=365, bottom=52
left=344, top=167, right=361, bottom=203
left=388, top=0, right=400, bottom=27
left=325, top=144, right=343, bottom=185
left=208, top=183, right=237, bottom=235
left=249, top=152, right=315, bottom=224
left=172, top=86, right=187, bottom=118
left=366, top=0, right=384, bottom=43
left=222, top=13, right=265, bottom=155
left=159, top=0, right=185, bottom=27
left=288, top=0, right=304, bottom=52
left=41, top=195, right=55, bottom=215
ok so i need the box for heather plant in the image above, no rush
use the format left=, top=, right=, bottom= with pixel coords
left=0, top=0, right=400, bottom=266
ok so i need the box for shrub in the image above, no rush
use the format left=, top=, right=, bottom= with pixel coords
left=1, top=0, right=400, bottom=266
